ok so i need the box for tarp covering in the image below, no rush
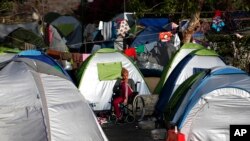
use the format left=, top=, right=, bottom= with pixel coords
left=138, top=18, right=169, bottom=27
left=131, top=26, right=165, bottom=47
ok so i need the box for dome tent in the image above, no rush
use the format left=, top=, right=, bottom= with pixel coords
left=77, top=48, right=151, bottom=111
left=166, top=66, right=250, bottom=141
left=154, top=43, right=205, bottom=94
left=155, top=48, right=226, bottom=113
left=0, top=57, right=108, bottom=141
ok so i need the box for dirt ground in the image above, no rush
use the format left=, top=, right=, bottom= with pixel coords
left=102, top=122, right=158, bottom=141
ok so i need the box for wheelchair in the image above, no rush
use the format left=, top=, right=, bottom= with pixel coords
left=109, top=81, right=146, bottom=123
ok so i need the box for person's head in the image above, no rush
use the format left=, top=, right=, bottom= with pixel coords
left=121, top=67, right=129, bottom=80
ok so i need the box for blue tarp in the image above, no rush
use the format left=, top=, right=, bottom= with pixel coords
left=131, top=26, right=165, bottom=47
left=138, top=18, right=169, bottom=28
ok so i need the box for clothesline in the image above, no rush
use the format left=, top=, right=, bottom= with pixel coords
left=5, top=30, right=162, bottom=47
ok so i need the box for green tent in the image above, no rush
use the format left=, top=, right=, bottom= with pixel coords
left=154, top=43, right=205, bottom=94
left=4, top=27, right=47, bottom=50
left=77, top=48, right=151, bottom=111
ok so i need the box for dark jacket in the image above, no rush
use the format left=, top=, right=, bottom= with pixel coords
left=113, top=78, right=135, bottom=97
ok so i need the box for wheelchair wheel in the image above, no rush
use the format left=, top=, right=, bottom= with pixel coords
left=109, top=113, right=117, bottom=122
left=132, top=95, right=145, bottom=121
left=125, top=114, right=135, bottom=123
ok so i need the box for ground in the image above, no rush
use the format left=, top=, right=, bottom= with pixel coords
left=102, top=122, right=158, bottom=141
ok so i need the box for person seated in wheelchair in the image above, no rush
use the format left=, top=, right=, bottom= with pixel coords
left=112, top=67, right=137, bottom=122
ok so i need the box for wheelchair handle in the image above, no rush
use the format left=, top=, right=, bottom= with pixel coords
left=135, top=81, right=141, bottom=92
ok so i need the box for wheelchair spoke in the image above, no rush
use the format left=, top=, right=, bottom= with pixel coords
left=132, top=95, right=145, bottom=121
left=125, top=115, right=135, bottom=123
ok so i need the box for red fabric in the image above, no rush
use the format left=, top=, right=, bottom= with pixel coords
left=214, top=10, right=222, bottom=17
left=113, top=81, right=134, bottom=118
left=46, top=25, right=53, bottom=46
left=159, top=32, right=172, bottom=42
left=124, top=48, right=137, bottom=60
left=113, top=96, right=124, bottom=118
left=166, top=130, right=185, bottom=141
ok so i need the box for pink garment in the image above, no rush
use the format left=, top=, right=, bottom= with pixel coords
left=82, top=53, right=91, bottom=62
left=113, top=80, right=134, bottom=118
left=48, top=25, right=53, bottom=46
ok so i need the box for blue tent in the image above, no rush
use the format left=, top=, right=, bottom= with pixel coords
left=131, top=18, right=170, bottom=47
left=16, top=50, right=72, bottom=81
left=165, top=66, right=250, bottom=141
left=155, top=49, right=226, bottom=113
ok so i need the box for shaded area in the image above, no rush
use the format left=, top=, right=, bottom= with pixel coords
left=102, top=122, right=156, bottom=141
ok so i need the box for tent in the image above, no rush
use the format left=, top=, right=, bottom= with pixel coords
left=131, top=26, right=166, bottom=47
left=154, top=43, right=205, bottom=94
left=0, top=57, right=108, bottom=141
left=0, top=22, right=40, bottom=42
left=46, top=25, right=69, bottom=52
left=16, top=50, right=72, bottom=81
left=136, top=41, right=176, bottom=77
left=155, top=48, right=226, bottom=113
left=77, top=48, right=151, bottom=111
left=3, top=27, right=47, bottom=50
left=0, top=53, right=15, bottom=63
left=50, top=16, right=83, bottom=50
left=0, top=46, right=20, bottom=63
left=165, top=66, right=250, bottom=141
left=43, top=12, right=61, bottom=24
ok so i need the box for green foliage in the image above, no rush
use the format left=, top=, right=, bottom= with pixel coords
left=126, top=0, right=249, bottom=19
left=0, top=0, right=13, bottom=12
left=206, top=32, right=250, bottom=72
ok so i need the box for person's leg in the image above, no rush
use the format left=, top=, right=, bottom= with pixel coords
left=113, top=96, right=124, bottom=119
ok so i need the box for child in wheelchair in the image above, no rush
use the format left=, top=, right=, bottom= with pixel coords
left=112, top=67, right=138, bottom=123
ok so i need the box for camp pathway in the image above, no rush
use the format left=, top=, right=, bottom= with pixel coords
left=102, top=122, right=158, bottom=141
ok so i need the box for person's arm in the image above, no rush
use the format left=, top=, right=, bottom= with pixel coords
left=124, top=82, right=128, bottom=104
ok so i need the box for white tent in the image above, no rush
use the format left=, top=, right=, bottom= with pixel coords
left=0, top=57, right=108, bottom=141
left=154, top=43, right=205, bottom=94
left=171, top=66, right=250, bottom=141
left=155, top=48, right=226, bottom=113
left=0, top=53, right=15, bottom=63
left=77, top=48, right=151, bottom=111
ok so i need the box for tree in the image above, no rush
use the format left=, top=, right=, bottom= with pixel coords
left=126, top=0, right=249, bottom=43
left=182, top=0, right=204, bottom=43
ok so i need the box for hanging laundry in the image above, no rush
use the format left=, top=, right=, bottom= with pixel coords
left=159, top=32, right=173, bottom=42
left=117, top=20, right=130, bottom=37
left=211, top=10, right=225, bottom=32
left=124, top=47, right=137, bottom=60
